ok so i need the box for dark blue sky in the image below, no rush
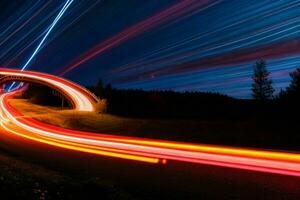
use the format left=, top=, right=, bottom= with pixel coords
left=1, top=0, right=300, bottom=98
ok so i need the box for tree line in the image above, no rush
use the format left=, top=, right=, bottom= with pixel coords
left=21, top=60, right=300, bottom=119
left=85, top=60, right=300, bottom=119
left=251, top=59, right=300, bottom=101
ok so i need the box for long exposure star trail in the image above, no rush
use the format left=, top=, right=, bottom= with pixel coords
left=8, top=0, right=74, bottom=91
left=2, top=0, right=300, bottom=98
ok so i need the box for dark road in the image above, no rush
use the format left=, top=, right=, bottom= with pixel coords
left=1, top=130, right=300, bottom=200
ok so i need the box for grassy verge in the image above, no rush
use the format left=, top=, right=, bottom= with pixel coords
left=9, top=99, right=300, bottom=150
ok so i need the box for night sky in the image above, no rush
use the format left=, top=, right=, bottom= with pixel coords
left=1, top=0, right=300, bottom=98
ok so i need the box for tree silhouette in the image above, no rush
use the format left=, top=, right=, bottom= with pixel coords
left=287, top=68, right=300, bottom=96
left=252, top=60, right=274, bottom=100
left=95, top=79, right=104, bottom=97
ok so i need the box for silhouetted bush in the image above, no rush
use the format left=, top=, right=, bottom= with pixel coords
left=276, top=68, right=300, bottom=115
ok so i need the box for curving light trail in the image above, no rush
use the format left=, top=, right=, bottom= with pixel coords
left=1, top=69, right=300, bottom=177
left=0, top=69, right=95, bottom=111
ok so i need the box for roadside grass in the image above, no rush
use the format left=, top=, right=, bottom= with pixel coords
left=9, top=99, right=300, bottom=150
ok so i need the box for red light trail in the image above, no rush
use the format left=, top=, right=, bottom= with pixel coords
left=58, top=0, right=219, bottom=75
left=0, top=68, right=300, bottom=177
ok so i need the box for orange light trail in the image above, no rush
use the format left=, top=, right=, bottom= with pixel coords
left=0, top=69, right=300, bottom=177
left=0, top=68, right=96, bottom=111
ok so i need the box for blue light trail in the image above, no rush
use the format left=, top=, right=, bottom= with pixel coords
left=8, top=0, right=74, bottom=91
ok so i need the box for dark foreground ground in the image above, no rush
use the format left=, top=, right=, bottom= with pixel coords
left=0, top=134, right=300, bottom=200
left=0, top=99, right=299, bottom=199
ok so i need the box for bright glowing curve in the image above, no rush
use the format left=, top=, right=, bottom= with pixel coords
left=0, top=69, right=96, bottom=111
left=1, top=69, right=300, bottom=177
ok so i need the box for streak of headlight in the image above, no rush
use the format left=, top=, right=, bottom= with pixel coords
left=2, top=93, right=300, bottom=177
left=2, top=69, right=300, bottom=177
left=8, top=0, right=74, bottom=91
left=0, top=69, right=95, bottom=111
